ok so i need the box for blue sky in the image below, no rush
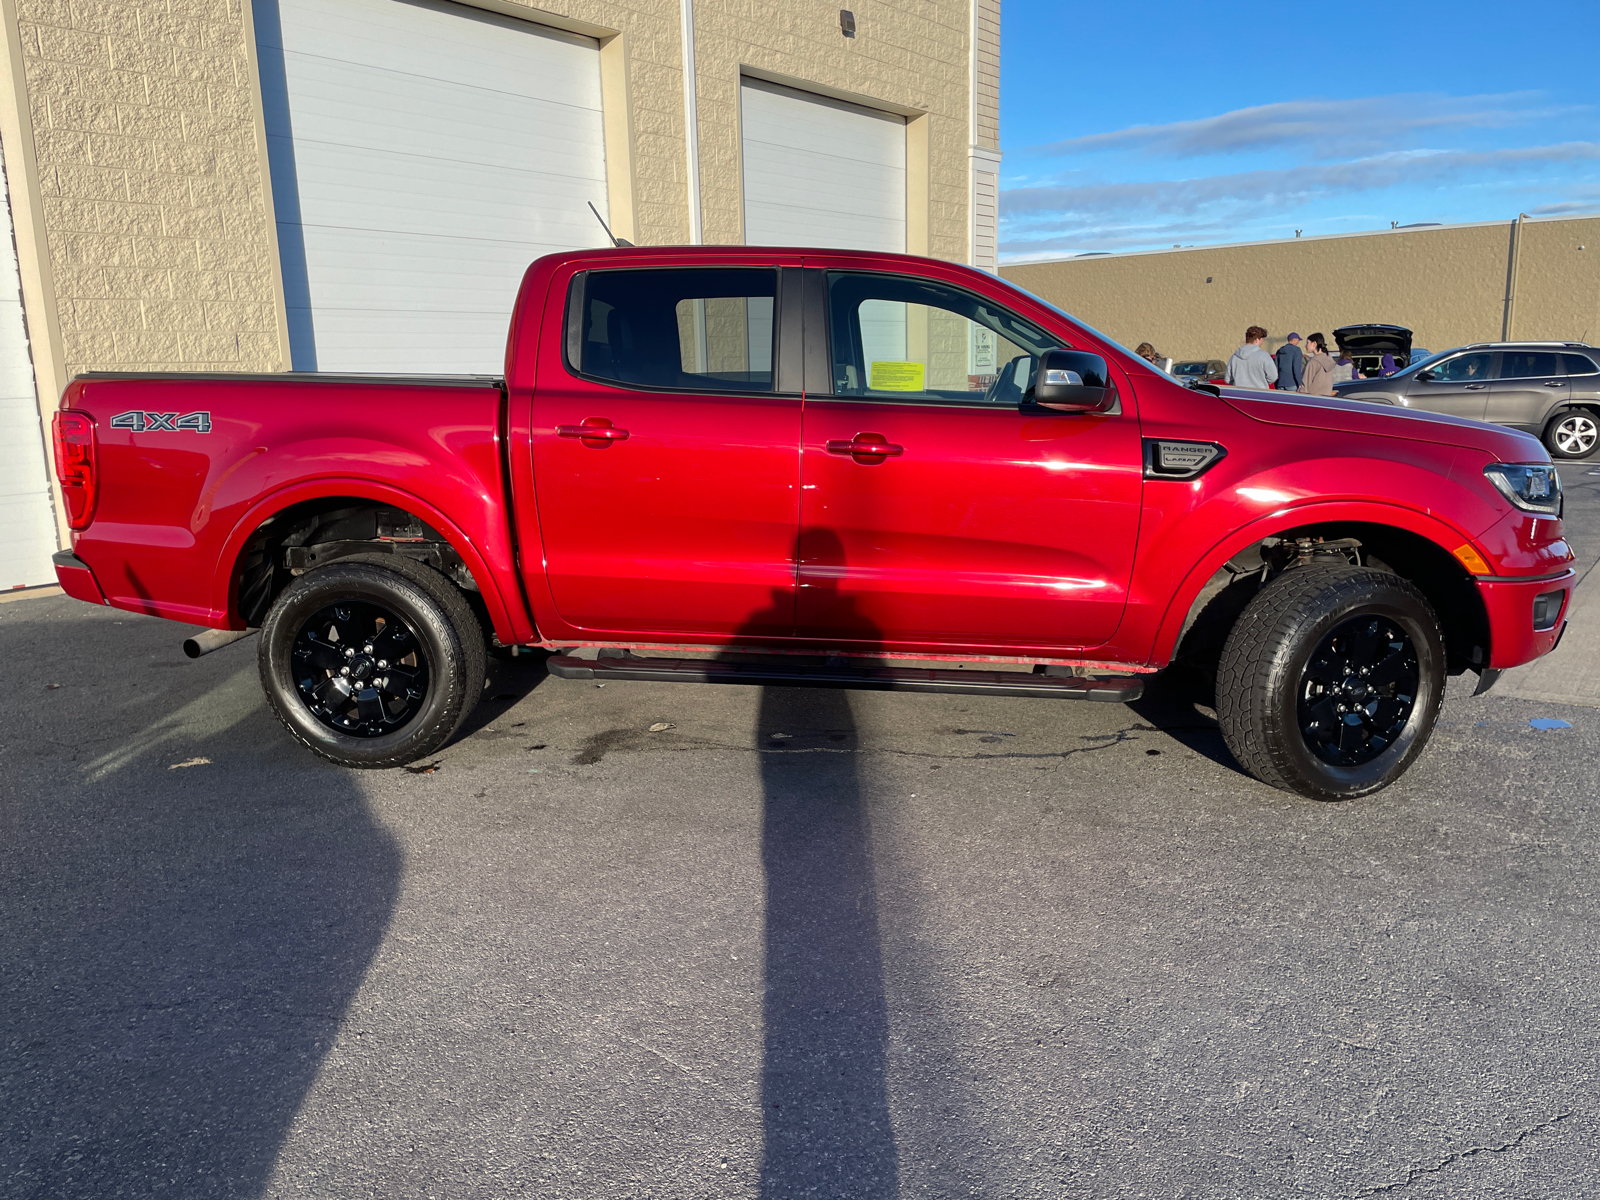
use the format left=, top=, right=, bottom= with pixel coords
left=998, top=0, right=1600, bottom=262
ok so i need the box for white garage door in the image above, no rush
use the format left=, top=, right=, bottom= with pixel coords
left=740, top=78, right=906, bottom=253
left=0, top=137, right=58, bottom=590
left=255, top=0, right=611, bottom=374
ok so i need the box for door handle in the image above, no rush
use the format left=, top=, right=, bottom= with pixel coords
left=826, top=433, right=903, bottom=458
left=1544, top=380, right=1567, bottom=387
left=1464, top=384, right=1486, bottom=390
left=557, top=418, right=629, bottom=443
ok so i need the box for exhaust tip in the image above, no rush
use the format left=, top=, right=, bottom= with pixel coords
left=183, top=628, right=257, bottom=659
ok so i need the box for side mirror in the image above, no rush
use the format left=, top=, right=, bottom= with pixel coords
left=1030, top=349, right=1117, bottom=412
left=1416, top=369, right=1436, bottom=382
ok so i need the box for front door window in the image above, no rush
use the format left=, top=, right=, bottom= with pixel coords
left=1410, top=351, right=1494, bottom=420
left=825, top=270, right=1062, bottom=407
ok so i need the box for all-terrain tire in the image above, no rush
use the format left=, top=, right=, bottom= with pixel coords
left=1215, top=563, right=1445, bottom=800
left=258, top=555, right=486, bottom=768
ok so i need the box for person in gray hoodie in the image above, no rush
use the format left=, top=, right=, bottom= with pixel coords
left=1226, top=325, right=1279, bottom=390
left=1274, top=332, right=1305, bottom=392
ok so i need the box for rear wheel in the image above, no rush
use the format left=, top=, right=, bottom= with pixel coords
left=1215, top=563, right=1445, bottom=800
left=1543, top=410, right=1599, bottom=459
left=258, top=556, right=485, bottom=768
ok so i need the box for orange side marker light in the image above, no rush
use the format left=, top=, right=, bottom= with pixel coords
left=1452, top=543, right=1491, bottom=575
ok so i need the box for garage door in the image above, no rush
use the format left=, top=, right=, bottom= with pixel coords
left=740, top=78, right=906, bottom=253
left=0, top=137, right=58, bottom=590
left=254, top=0, right=610, bottom=374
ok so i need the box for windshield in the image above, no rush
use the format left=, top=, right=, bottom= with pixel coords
left=1002, top=279, right=1164, bottom=373
left=1389, top=347, right=1452, bottom=378
left=1173, top=361, right=1212, bottom=376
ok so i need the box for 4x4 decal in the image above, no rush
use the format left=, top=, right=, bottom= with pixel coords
left=110, top=410, right=212, bottom=433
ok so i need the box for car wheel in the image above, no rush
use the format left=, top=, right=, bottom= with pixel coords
left=258, top=556, right=486, bottom=768
left=1543, top=410, right=1600, bottom=459
left=1215, top=563, right=1445, bottom=800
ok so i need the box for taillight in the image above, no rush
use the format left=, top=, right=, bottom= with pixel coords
left=52, top=410, right=98, bottom=530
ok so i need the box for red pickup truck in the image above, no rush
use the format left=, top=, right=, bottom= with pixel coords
left=50, top=247, right=1573, bottom=799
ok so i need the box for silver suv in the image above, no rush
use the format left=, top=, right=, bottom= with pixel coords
left=1333, top=341, right=1600, bottom=459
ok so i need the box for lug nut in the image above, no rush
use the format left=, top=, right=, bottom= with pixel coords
left=345, top=647, right=355, bottom=657
left=341, top=666, right=350, bottom=675
left=378, top=659, right=388, bottom=668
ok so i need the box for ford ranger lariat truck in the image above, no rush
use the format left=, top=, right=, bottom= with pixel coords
left=50, top=247, right=1574, bottom=799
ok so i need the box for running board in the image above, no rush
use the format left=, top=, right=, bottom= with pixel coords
left=545, top=654, right=1144, bottom=702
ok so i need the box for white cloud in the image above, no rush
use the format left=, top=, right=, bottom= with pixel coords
left=1025, top=93, right=1574, bottom=160
left=1002, top=143, right=1600, bottom=225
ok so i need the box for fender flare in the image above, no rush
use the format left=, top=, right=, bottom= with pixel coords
left=211, top=478, right=534, bottom=644
left=1148, top=499, right=1485, bottom=666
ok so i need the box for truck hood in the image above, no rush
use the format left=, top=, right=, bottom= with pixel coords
left=1219, top=387, right=1547, bottom=461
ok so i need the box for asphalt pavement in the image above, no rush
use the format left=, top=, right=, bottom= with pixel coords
left=4, top=464, right=1600, bottom=1199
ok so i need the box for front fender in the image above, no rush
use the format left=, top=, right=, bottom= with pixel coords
left=1111, top=444, right=1498, bottom=667
left=1145, top=498, right=1485, bottom=667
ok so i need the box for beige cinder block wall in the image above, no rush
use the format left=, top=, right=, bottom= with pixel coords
left=5, top=0, right=290, bottom=381
left=0, top=0, right=987, bottom=388
left=1003, top=216, right=1600, bottom=361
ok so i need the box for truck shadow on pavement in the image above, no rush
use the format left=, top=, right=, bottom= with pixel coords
left=0, top=603, right=399, bottom=1199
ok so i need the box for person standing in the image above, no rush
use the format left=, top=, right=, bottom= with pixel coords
left=1301, top=333, right=1335, bottom=396
left=1274, top=332, right=1305, bottom=392
left=1226, top=326, right=1279, bottom=390
left=1134, top=342, right=1163, bottom=368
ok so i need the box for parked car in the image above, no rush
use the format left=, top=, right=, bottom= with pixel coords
left=1334, top=341, right=1600, bottom=458
left=1173, top=359, right=1227, bottom=384
left=1333, top=324, right=1417, bottom=377
left=51, top=247, right=1572, bottom=800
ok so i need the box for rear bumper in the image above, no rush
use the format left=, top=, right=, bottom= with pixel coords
left=52, top=549, right=108, bottom=606
left=1479, top=570, right=1575, bottom=670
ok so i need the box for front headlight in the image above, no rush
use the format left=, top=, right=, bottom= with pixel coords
left=1483, top=463, right=1562, bottom=516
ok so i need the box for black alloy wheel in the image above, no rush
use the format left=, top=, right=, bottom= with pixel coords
left=1296, top=615, right=1419, bottom=767
left=259, top=556, right=486, bottom=768
left=1216, top=562, right=1445, bottom=800
left=292, top=599, right=430, bottom=737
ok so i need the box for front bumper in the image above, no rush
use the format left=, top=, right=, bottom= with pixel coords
left=52, top=549, right=108, bottom=606
left=1478, top=570, right=1575, bottom=670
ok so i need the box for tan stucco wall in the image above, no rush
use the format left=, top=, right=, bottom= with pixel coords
left=1003, top=216, right=1600, bottom=361
left=1, top=0, right=984, bottom=383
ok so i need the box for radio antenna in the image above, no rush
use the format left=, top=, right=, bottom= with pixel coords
left=588, top=201, right=632, bottom=248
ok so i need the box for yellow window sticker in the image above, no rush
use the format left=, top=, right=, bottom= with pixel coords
left=869, top=361, right=925, bottom=392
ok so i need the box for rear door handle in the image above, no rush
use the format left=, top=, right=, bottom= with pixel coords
left=1544, top=380, right=1567, bottom=387
left=557, top=418, right=629, bottom=443
left=1464, top=384, right=1486, bottom=390
left=827, top=433, right=903, bottom=458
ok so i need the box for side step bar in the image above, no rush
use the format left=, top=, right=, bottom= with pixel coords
left=546, top=654, right=1144, bottom=703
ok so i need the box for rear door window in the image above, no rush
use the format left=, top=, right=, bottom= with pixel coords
left=1561, top=353, right=1600, bottom=376
left=1497, top=351, right=1561, bottom=380
left=1429, top=352, right=1494, bottom=383
left=567, top=268, right=778, bottom=392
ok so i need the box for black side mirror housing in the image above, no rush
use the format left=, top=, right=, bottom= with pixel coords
left=1030, top=349, right=1117, bottom=412
left=1415, top=369, right=1435, bottom=382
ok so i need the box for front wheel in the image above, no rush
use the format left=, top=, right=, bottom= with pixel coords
left=258, top=557, right=486, bottom=768
left=1215, top=563, right=1445, bottom=800
left=1543, top=410, right=1599, bottom=459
